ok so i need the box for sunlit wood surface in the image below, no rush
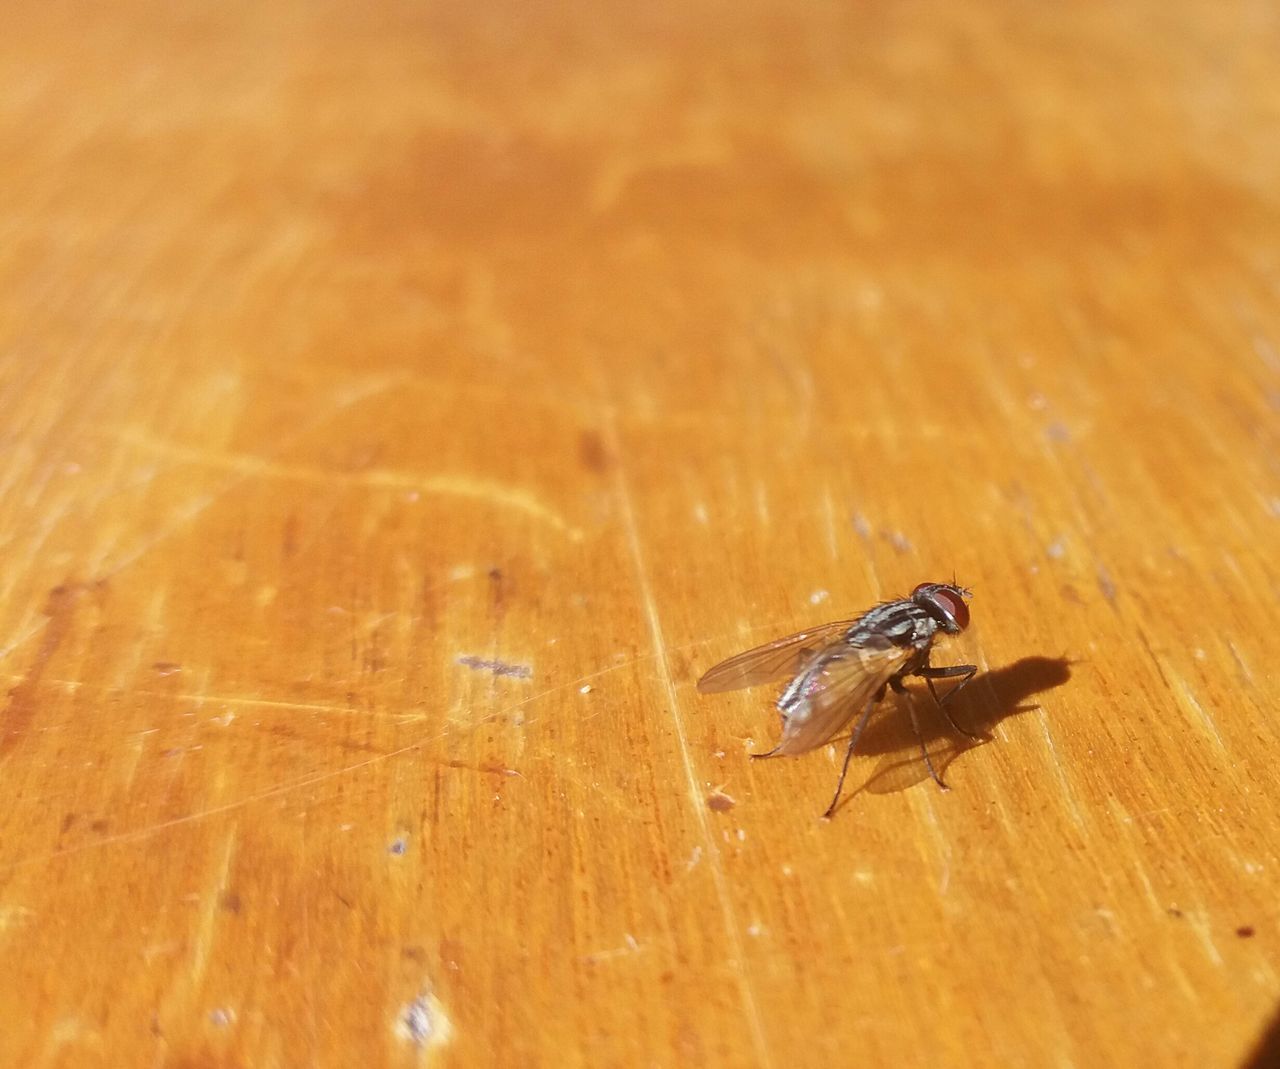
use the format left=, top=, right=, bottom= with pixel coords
left=2, top=2, right=1279, bottom=1066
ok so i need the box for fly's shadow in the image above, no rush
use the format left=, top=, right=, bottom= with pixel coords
left=829, top=656, right=1073, bottom=808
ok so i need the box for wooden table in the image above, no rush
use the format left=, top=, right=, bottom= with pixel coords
left=2, top=2, right=1277, bottom=1065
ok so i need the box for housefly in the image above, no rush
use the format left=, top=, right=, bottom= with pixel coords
left=697, top=583, right=979, bottom=819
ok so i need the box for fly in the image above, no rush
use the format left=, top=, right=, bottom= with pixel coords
left=697, top=582, right=980, bottom=819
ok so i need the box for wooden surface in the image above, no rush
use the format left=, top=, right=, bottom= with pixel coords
left=2, top=2, right=1278, bottom=1066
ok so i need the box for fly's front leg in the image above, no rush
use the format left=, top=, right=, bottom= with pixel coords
left=919, top=663, right=982, bottom=739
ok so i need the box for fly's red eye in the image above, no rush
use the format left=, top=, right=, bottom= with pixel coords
left=914, top=584, right=970, bottom=631
left=933, top=588, right=969, bottom=631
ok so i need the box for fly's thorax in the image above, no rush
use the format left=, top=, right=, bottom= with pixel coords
left=848, top=599, right=938, bottom=649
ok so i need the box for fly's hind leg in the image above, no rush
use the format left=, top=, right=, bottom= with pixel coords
left=919, top=663, right=983, bottom=740
left=822, top=687, right=882, bottom=820
left=890, top=674, right=948, bottom=791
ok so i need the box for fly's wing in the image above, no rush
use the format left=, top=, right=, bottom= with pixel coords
left=764, top=637, right=913, bottom=756
left=696, top=619, right=857, bottom=693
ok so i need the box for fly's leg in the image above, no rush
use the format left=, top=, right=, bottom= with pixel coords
left=903, top=686, right=949, bottom=792
left=919, top=663, right=982, bottom=739
left=822, top=686, right=883, bottom=820
left=887, top=674, right=949, bottom=791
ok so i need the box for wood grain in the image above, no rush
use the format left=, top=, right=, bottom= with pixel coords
left=2, top=1, right=1278, bottom=1066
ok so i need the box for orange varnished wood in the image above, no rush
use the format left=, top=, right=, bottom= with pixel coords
left=1, top=2, right=1278, bottom=1066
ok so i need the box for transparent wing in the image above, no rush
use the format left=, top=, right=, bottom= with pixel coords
left=764, top=640, right=913, bottom=756
left=696, top=618, right=857, bottom=693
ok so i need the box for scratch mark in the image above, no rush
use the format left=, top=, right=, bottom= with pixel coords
left=1037, top=711, right=1085, bottom=827
left=1137, top=630, right=1170, bottom=689
left=1225, top=640, right=1254, bottom=684
left=1096, top=563, right=1117, bottom=606
left=1170, top=671, right=1227, bottom=751
left=102, top=376, right=405, bottom=577
left=117, top=427, right=583, bottom=540
left=1, top=379, right=405, bottom=670
left=1184, top=911, right=1225, bottom=967
left=0, top=660, right=644, bottom=870
left=0, top=675, right=412, bottom=720
left=910, top=790, right=953, bottom=891
left=0, top=613, right=871, bottom=873
left=3, top=583, right=84, bottom=759
left=602, top=414, right=774, bottom=1069
left=821, top=487, right=839, bottom=560
left=584, top=932, right=642, bottom=964
left=189, top=832, right=238, bottom=988
left=456, top=655, right=532, bottom=680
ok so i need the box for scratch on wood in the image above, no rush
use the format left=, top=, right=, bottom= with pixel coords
left=87, top=376, right=407, bottom=586
left=456, top=655, right=532, bottom=680
left=1225, top=640, right=1255, bottom=684
left=1184, top=910, right=1225, bottom=967
left=911, top=791, right=953, bottom=888
left=1137, top=630, right=1170, bottom=689
left=820, top=487, right=839, bottom=559
left=2, top=583, right=85, bottom=758
left=116, top=427, right=583, bottom=540
left=0, top=616, right=871, bottom=872
left=1037, top=711, right=1086, bottom=827
left=189, top=832, right=238, bottom=988
left=602, top=414, right=775, bottom=1069
left=1169, top=670, right=1227, bottom=751
left=0, top=660, right=658, bottom=871
left=583, top=932, right=642, bottom=964
left=1095, top=562, right=1117, bottom=606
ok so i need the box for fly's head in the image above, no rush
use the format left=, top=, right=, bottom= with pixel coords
left=912, top=582, right=971, bottom=634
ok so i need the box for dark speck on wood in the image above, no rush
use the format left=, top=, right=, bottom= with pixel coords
left=578, top=429, right=610, bottom=473
left=707, top=791, right=736, bottom=812
left=457, top=654, right=532, bottom=679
